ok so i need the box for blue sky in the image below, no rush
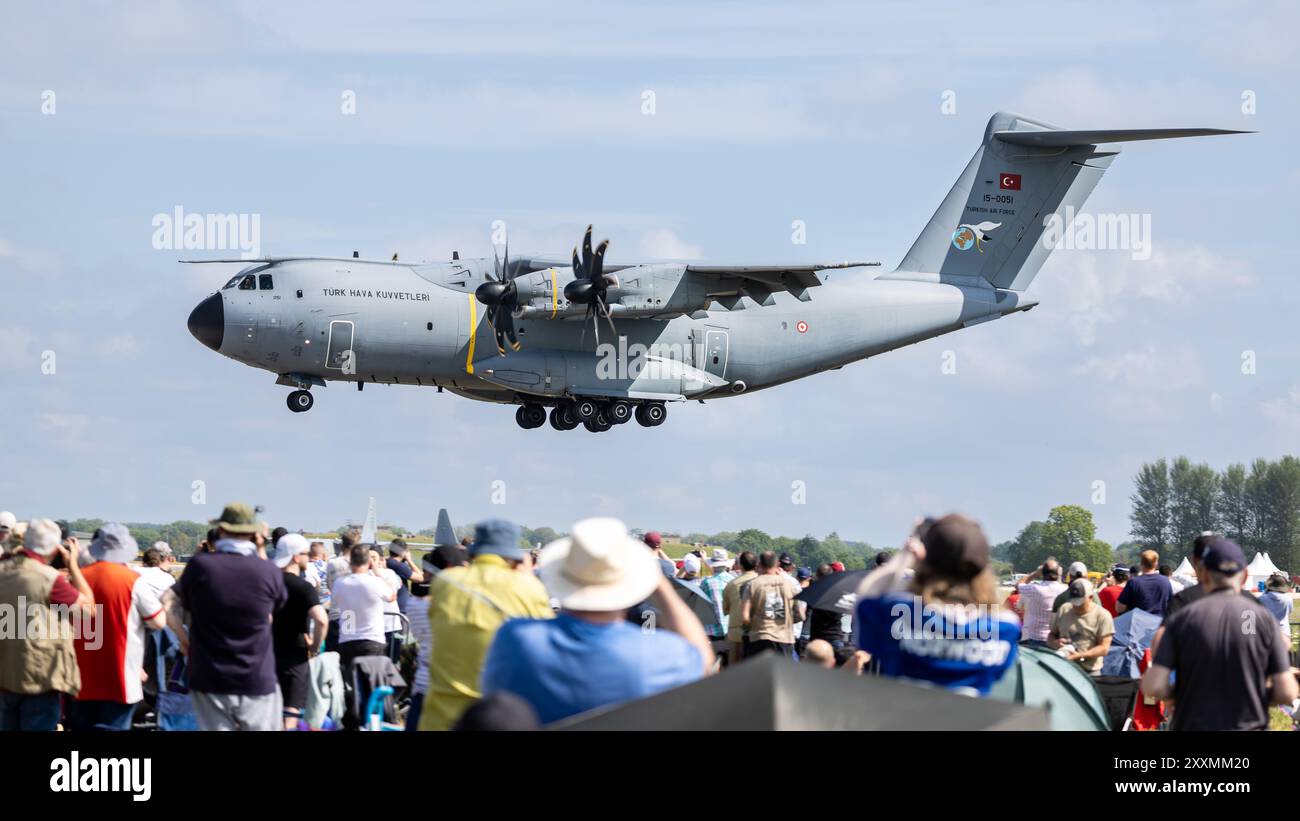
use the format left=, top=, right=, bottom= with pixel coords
left=1, top=1, right=1297, bottom=547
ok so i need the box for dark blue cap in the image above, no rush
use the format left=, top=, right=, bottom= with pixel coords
left=470, top=519, right=525, bottom=561
left=1202, top=538, right=1246, bottom=575
left=796, top=566, right=813, bottom=581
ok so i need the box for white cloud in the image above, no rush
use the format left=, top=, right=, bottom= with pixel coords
left=1034, top=244, right=1252, bottom=346
left=1262, top=386, right=1300, bottom=433
left=0, top=327, right=34, bottom=371
left=637, top=229, right=702, bottom=259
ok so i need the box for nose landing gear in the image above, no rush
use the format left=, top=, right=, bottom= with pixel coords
left=287, top=390, right=314, bottom=413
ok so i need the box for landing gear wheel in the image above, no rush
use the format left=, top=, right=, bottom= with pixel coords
left=573, top=398, right=598, bottom=421
left=635, top=402, right=666, bottom=427
left=287, top=390, right=314, bottom=413
left=549, top=405, right=578, bottom=431
left=606, top=400, right=633, bottom=425
left=516, top=404, right=546, bottom=429
left=584, top=410, right=612, bottom=432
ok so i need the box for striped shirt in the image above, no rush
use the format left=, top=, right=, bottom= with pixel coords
left=699, top=571, right=736, bottom=638
left=1017, top=581, right=1067, bottom=642
left=407, top=594, right=433, bottom=694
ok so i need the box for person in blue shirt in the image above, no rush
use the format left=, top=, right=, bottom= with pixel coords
left=855, top=514, right=1019, bottom=697
left=481, top=518, right=714, bottom=725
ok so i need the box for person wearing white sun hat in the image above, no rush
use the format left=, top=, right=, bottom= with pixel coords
left=480, top=517, right=714, bottom=724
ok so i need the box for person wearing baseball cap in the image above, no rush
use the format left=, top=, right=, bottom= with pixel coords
left=1052, top=561, right=1102, bottom=613
left=1047, top=579, right=1114, bottom=676
left=642, top=531, right=675, bottom=578
left=417, top=519, right=553, bottom=731
left=166, top=502, right=288, bottom=731
left=1144, top=538, right=1298, bottom=730
left=854, top=514, right=1020, bottom=695
left=480, top=518, right=713, bottom=724
left=270, top=533, right=328, bottom=729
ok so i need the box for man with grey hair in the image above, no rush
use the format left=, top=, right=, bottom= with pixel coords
left=0, top=518, right=94, bottom=730
left=1142, top=539, right=1297, bottom=730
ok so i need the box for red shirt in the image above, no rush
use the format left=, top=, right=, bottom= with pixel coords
left=74, top=562, right=163, bottom=703
left=1099, top=584, right=1124, bottom=618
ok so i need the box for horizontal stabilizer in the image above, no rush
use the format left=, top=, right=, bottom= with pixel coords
left=994, top=127, right=1251, bottom=147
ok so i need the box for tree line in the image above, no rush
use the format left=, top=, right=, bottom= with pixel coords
left=1130, top=455, right=1300, bottom=572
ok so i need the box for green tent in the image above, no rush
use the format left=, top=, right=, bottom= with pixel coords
left=989, top=645, right=1110, bottom=731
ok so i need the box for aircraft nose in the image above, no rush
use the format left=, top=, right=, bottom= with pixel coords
left=187, top=293, right=224, bottom=351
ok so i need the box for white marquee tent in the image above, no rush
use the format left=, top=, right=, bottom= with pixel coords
left=1171, top=556, right=1197, bottom=587
left=1246, top=551, right=1285, bottom=590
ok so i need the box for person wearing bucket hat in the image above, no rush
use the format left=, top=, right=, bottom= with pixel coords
left=417, top=518, right=552, bottom=731
left=271, top=533, right=328, bottom=729
left=1260, top=572, right=1293, bottom=633
left=1144, top=538, right=1298, bottom=731
left=72, top=523, right=167, bottom=731
left=480, top=518, right=713, bottom=725
left=164, top=502, right=288, bottom=731
left=0, top=518, right=94, bottom=730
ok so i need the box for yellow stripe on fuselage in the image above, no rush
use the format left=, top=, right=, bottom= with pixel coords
left=549, top=267, right=558, bottom=318
left=465, top=292, right=478, bottom=374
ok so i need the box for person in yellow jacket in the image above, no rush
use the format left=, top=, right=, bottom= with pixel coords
left=417, top=519, right=552, bottom=730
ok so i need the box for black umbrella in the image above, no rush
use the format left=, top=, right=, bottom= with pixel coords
left=552, top=653, right=1048, bottom=731
left=671, top=577, right=718, bottom=627
left=795, top=569, right=868, bottom=614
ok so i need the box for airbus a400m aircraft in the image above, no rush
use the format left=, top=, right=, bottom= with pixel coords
left=186, top=112, right=1244, bottom=432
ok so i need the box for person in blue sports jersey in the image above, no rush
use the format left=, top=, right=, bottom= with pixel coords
left=855, top=514, right=1019, bottom=696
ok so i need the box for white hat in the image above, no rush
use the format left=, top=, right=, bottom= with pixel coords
left=707, top=548, right=732, bottom=568
left=537, top=518, right=662, bottom=612
left=24, top=518, right=61, bottom=557
left=1068, top=561, right=1088, bottom=578
left=0, top=511, right=15, bottom=530
left=273, top=533, right=310, bottom=568
left=681, top=554, right=701, bottom=574
left=152, top=541, right=173, bottom=556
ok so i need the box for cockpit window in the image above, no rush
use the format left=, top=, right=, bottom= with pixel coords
left=222, top=274, right=244, bottom=290
left=259, top=273, right=274, bottom=291
left=238, top=275, right=256, bottom=290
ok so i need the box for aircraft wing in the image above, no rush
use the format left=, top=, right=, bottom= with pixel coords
left=684, top=262, right=878, bottom=292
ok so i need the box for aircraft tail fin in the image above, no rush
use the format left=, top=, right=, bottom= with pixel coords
left=894, top=112, right=1250, bottom=291
left=360, top=497, right=378, bottom=544
left=433, top=508, right=456, bottom=547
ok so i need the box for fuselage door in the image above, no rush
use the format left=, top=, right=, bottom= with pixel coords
left=704, top=329, right=729, bottom=379
left=326, top=320, right=355, bottom=372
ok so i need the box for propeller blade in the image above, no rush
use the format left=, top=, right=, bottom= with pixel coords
left=599, top=297, right=617, bottom=340
left=579, top=303, right=593, bottom=347
left=592, top=239, right=608, bottom=286
left=503, top=235, right=509, bottom=280
left=485, top=306, right=507, bottom=356
left=571, top=246, right=581, bottom=278
left=581, top=225, right=593, bottom=277
left=502, top=311, right=521, bottom=351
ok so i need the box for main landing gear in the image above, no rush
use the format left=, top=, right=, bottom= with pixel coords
left=515, top=399, right=666, bottom=431
left=287, top=390, right=314, bottom=413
